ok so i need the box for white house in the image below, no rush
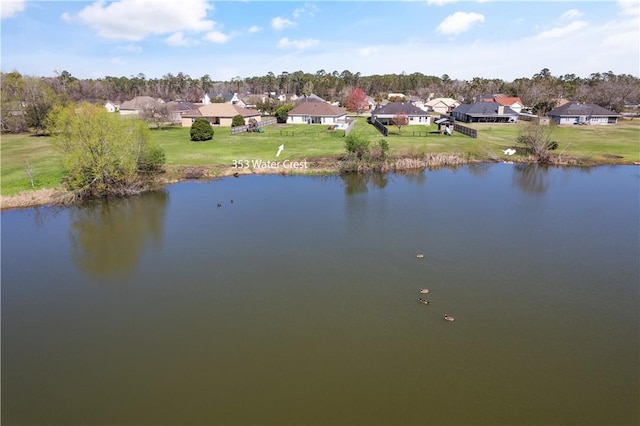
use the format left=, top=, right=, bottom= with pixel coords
left=104, top=101, right=120, bottom=113
left=370, top=102, right=432, bottom=125
left=546, top=102, right=620, bottom=125
left=287, top=101, right=347, bottom=124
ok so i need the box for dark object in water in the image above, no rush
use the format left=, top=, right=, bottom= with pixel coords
left=418, top=298, right=430, bottom=305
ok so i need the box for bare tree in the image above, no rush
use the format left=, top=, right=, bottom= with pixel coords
left=391, top=112, right=409, bottom=134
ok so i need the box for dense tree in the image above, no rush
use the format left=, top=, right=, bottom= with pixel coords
left=190, top=117, right=214, bottom=141
left=4, top=67, right=638, bottom=127
left=345, top=88, right=368, bottom=115
left=48, top=102, right=165, bottom=200
left=274, top=104, right=295, bottom=123
left=231, top=114, right=245, bottom=127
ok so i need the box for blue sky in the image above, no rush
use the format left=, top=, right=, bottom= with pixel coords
left=1, top=0, right=638, bottom=81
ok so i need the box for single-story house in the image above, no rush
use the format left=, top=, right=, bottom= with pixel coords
left=166, top=101, right=198, bottom=124
left=181, top=103, right=261, bottom=127
left=104, top=101, right=120, bottom=113
left=201, top=92, right=247, bottom=108
left=483, top=96, right=524, bottom=114
left=370, top=102, right=432, bottom=126
left=119, top=96, right=164, bottom=116
left=287, top=101, right=347, bottom=124
left=546, top=102, right=620, bottom=125
left=425, top=98, right=460, bottom=115
left=452, top=102, right=518, bottom=123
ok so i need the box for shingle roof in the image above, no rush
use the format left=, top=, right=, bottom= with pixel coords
left=371, top=102, right=428, bottom=116
left=425, top=98, right=459, bottom=108
left=120, top=96, right=162, bottom=110
left=453, top=101, right=518, bottom=116
left=547, top=102, right=619, bottom=117
left=288, top=102, right=346, bottom=117
left=182, top=103, right=260, bottom=118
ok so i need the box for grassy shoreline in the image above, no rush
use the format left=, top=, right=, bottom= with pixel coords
left=2, top=117, right=638, bottom=210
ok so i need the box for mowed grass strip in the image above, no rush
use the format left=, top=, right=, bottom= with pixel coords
left=1, top=117, right=638, bottom=196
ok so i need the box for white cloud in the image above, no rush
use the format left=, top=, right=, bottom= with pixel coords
left=359, top=46, right=379, bottom=57
left=561, top=9, right=583, bottom=20
left=248, top=25, right=261, bottom=33
left=1, top=0, right=26, bottom=19
left=293, top=3, right=319, bottom=18
left=119, top=43, right=143, bottom=52
left=436, top=11, right=485, bottom=35
left=67, top=0, right=214, bottom=41
left=618, top=0, right=639, bottom=17
left=203, top=30, right=230, bottom=44
left=271, top=16, right=296, bottom=30
left=532, top=21, right=588, bottom=40
left=166, top=32, right=190, bottom=46
left=278, top=37, right=318, bottom=50
left=426, top=0, right=457, bottom=6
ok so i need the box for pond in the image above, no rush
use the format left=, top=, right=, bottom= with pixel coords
left=2, top=163, right=639, bottom=425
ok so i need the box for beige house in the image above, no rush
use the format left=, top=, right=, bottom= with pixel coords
left=181, top=103, right=261, bottom=127
left=425, top=98, right=460, bottom=115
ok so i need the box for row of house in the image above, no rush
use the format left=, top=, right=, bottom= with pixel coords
left=106, top=92, right=620, bottom=128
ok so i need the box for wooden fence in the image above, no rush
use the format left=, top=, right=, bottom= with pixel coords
left=231, top=117, right=277, bottom=135
left=453, top=123, right=477, bottom=138
left=371, top=117, right=389, bottom=137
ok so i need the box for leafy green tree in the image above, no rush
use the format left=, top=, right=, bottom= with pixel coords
left=48, top=102, right=165, bottom=200
left=24, top=76, right=59, bottom=134
left=275, top=104, right=295, bottom=123
left=231, top=114, right=245, bottom=127
left=190, top=117, right=214, bottom=141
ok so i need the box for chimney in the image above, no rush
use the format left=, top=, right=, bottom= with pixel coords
left=498, top=105, right=505, bottom=115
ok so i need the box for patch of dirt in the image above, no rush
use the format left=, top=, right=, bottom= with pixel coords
left=1, top=188, right=65, bottom=210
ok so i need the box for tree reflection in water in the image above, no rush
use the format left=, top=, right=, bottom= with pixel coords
left=68, top=191, right=168, bottom=278
left=512, top=163, right=551, bottom=195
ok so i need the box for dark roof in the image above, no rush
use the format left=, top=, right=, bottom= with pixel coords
left=289, top=102, right=346, bottom=117
left=166, top=101, right=197, bottom=112
left=296, top=93, right=326, bottom=103
left=371, top=102, right=428, bottom=116
left=453, top=101, right=518, bottom=116
left=547, top=102, right=619, bottom=117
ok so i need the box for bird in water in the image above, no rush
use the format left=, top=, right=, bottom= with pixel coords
left=217, top=203, right=222, bottom=208
left=444, top=314, right=455, bottom=322
left=416, top=253, right=425, bottom=259
left=418, top=298, right=430, bottom=305
left=230, top=199, right=234, bottom=204
left=419, top=288, right=430, bottom=294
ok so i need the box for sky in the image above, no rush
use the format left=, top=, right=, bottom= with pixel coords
left=1, top=0, right=638, bottom=82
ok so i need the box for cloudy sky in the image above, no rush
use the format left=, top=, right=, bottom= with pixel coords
left=1, top=0, right=638, bottom=82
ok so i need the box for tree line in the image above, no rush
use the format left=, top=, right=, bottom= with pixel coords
left=1, top=67, right=638, bottom=134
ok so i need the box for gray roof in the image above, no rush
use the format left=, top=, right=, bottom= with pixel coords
left=453, top=101, right=518, bottom=117
left=288, top=101, right=346, bottom=117
left=371, top=102, right=428, bottom=116
left=547, top=102, right=619, bottom=117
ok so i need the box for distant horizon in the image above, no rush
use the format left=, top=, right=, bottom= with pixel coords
left=2, top=0, right=638, bottom=82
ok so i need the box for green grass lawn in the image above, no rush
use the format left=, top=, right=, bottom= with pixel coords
left=2, top=117, right=638, bottom=197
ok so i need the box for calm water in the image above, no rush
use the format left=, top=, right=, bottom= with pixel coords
left=2, top=164, right=639, bottom=425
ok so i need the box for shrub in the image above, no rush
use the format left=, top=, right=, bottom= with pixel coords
left=231, top=114, right=245, bottom=127
left=190, top=117, right=214, bottom=141
left=275, top=104, right=295, bottom=123
left=345, top=132, right=370, bottom=160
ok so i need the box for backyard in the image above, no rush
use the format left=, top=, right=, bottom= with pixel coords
left=1, top=117, right=638, bottom=198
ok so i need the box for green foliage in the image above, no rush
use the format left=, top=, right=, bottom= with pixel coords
left=275, top=104, right=295, bottom=123
left=231, top=114, right=246, bottom=127
left=190, top=117, right=214, bottom=141
left=345, top=132, right=370, bottom=160
left=48, top=102, right=165, bottom=199
left=371, top=138, right=389, bottom=161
